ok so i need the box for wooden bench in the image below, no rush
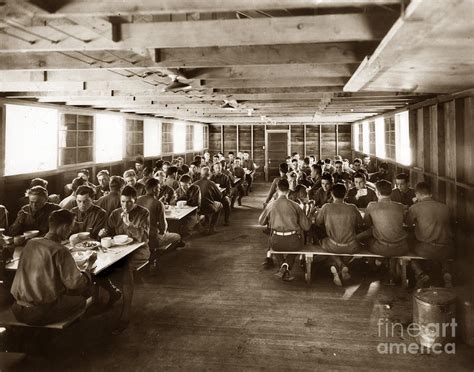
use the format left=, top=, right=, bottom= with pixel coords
left=0, top=297, right=93, bottom=330
left=267, top=246, right=435, bottom=286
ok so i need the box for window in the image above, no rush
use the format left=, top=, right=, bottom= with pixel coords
left=203, top=125, right=208, bottom=149
left=125, top=119, right=143, bottom=158
left=59, top=114, right=94, bottom=166
left=194, top=124, right=204, bottom=151
left=375, top=117, right=386, bottom=158
left=95, top=114, right=124, bottom=163
left=173, top=122, right=186, bottom=153
left=362, top=121, right=370, bottom=154
left=5, top=104, right=58, bottom=175
left=162, top=122, right=173, bottom=153
left=395, top=111, right=411, bottom=165
left=353, top=124, right=360, bottom=151
left=186, top=124, right=194, bottom=151
left=369, top=121, right=376, bottom=155
left=385, top=117, right=396, bottom=160
left=144, top=119, right=161, bottom=156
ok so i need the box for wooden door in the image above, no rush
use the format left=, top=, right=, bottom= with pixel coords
left=266, top=130, right=289, bottom=181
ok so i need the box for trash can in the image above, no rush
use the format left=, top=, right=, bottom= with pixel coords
left=413, top=288, right=457, bottom=348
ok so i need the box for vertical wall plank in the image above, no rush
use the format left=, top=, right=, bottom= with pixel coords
left=416, top=108, right=424, bottom=169
left=464, top=97, right=474, bottom=184
left=303, top=124, right=307, bottom=157
left=429, top=105, right=438, bottom=174
left=319, top=125, right=322, bottom=159
left=445, top=100, right=456, bottom=180
left=455, top=98, right=465, bottom=183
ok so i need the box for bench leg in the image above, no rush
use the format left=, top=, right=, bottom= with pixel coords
left=399, top=258, right=408, bottom=288
left=305, top=254, right=313, bottom=285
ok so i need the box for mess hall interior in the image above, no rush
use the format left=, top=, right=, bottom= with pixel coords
left=0, top=0, right=472, bottom=370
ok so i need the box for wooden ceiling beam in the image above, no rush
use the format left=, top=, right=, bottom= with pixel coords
left=45, top=0, right=403, bottom=17
left=0, top=14, right=395, bottom=52
left=154, top=42, right=379, bottom=67
left=203, top=78, right=346, bottom=89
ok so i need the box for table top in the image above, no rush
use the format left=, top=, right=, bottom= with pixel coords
left=5, top=240, right=144, bottom=275
left=165, top=205, right=198, bottom=220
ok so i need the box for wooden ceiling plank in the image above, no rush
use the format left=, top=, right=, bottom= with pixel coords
left=0, top=14, right=395, bottom=52
left=46, top=0, right=403, bottom=17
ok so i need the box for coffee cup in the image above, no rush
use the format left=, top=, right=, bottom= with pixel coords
left=101, top=237, right=113, bottom=248
left=177, top=201, right=187, bottom=209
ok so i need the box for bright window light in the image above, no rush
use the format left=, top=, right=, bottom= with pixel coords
left=95, top=114, right=124, bottom=163
left=173, top=122, right=186, bottom=153
left=5, top=104, right=58, bottom=176
left=144, top=118, right=161, bottom=156
left=362, top=121, right=370, bottom=154
left=353, top=124, right=360, bottom=151
left=375, top=117, right=386, bottom=158
left=395, top=111, right=411, bottom=166
left=193, top=124, right=204, bottom=151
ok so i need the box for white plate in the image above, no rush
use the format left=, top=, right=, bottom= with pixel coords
left=73, top=240, right=101, bottom=251
left=112, top=237, right=133, bottom=246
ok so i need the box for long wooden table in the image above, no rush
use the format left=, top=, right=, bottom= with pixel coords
left=6, top=241, right=144, bottom=275
left=165, top=205, right=198, bottom=221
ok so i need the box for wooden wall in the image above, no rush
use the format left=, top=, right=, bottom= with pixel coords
left=209, top=124, right=352, bottom=179
left=353, top=92, right=474, bottom=284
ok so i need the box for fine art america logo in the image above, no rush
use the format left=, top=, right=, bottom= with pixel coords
left=377, top=318, right=457, bottom=354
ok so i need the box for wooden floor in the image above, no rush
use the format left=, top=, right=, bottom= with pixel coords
left=6, top=183, right=474, bottom=371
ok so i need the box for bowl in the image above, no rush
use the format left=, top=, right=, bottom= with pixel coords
left=177, top=201, right=187, bottom=209
left=77, top=232, right=90, bottom=240
left=24, top=230, right=40, bottom=239
left=113, top=235, right=129, bottom=245
left=101, top=237, right=113, bottom=248
left=72, top=251, right=91, bottom=267
left=13, top=235, right=26, bottom=246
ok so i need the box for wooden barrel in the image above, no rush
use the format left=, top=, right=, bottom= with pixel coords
left=413, top=288, right=457, bottom=348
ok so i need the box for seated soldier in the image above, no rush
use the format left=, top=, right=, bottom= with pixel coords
left=18, top=178, right=60, bottom=209
left=369, top=162, right=392, bottom=183
left=405, top=182, right=454, bottom=288
left=291, top=158, right=299, bottom=172
left=363, top=155, right=377, bottom=174
left=123, top=169, right=145, bottom=196
left=95, top=170, right=110, bottom=199
left=315, top=184, right=363, bottom=286
left=180, top=164, right=190, bottom=177
left=333, top=160, right=350, bottom=186
left=134, top=156, right=145, bottom=180
left=10, top=210, right=97, bottom=325
left=343, top=159, right=355, bottom=174
left=96, top=176, right=124, bottom=215
left=391, top=173, right=416, bottom=207
left=300, top=157, right=312, bottom=176
left=137, top=167, right=153, bottom=186
left=59, top=176, right=87, bottom=210
left=308, top=164, right=323, bottom=189
left=351, top=158, right=368, bottom=181
left=165, top=166, right=180, bottom=190
left=194, top=167, right=223, bottom=235
left=153, top=159, right=164, bottom=176
left=259, top=179, right=311, bottom=281
left=156, top=171, right=176, bottom=205
left=10, top=186, right=61, bottom=237
left=345, top=172, right=377, bottom=208
left=264, top=162, right=289, bottom=207
left=100, top=186, right=150, bottom=333
left=230, top=157, right=246, bottom=207
left=210, top=162, right=232, bottom=226
left=189, top=161, right=201, bottom=183
left=363, top=180, right=409, bottom=257
left=202, top=152, right=212, bottom=167
left=137, top=179, right=184, bottom=264
left=175, top=175, right=202, bottom=237
left=71, top=185, right=107, bottom=239
left=162, top=161, right=171, bottom=174
left=77, top=169, right=97, bottom=190
left=323, top=158, right=335, bottom=174
left=309, top=173, right=333, bottom=207
left=242, top=152, right=258, bottom=194
left=0, top=205, right=8, bottom=230
left=175, top=157, right=185, bottom=175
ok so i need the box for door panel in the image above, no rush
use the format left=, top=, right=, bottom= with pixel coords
left=267, top=132, right=288, bottom=179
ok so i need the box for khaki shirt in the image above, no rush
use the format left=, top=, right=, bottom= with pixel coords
left=106, top=205, right=150, bottom=245
left=406, top=197, right=452, bottom=245
left=316, top=202, right=363, bottom=244
left=259, top=196, right=311, bottom=233
left=11, top=233, right=91, bottom=305
left=71, top=204, right=107, bottom=239
left=364, top=198, right=407, bottom=243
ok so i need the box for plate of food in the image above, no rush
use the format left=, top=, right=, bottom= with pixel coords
left=112, top=235, right=133, bottom=246
left=72, top=240, right=101, bottom=251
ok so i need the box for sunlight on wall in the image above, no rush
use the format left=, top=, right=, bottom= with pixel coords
left=95, top=113, right=124, bottom=163
left=362, top=121, right=370, bottom=154
left=375, top=117, right=386, bottom=158
left=144, top=118, right=161, bottom=156
left=395, top=111, right=411, bottom=166
left=173, top=122, right=186, bottom=153
left=193, top=124, right=204, bottom=151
